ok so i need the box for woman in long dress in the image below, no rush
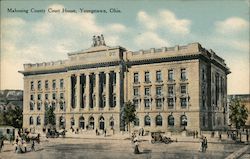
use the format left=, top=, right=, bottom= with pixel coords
left=134, top=139, right=140, bottom=154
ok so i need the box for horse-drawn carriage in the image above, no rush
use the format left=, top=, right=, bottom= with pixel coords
left=151, top=132, right=174, bottom=144
left=46, top=129, right=66, bottom=138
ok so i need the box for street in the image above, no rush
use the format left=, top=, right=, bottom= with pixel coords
left=0, top=136, right=248, bottom=159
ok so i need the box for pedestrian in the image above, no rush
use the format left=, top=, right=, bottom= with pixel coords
left=219, top=131, right=222, bottom=140
left=195, top=131, right=198, bottom=138
left=0, top=139, right=4, bottom=152
left=104, top=129, right=107, bottom=137
left=203, top=137, right=207, bottom=152
left=199, top=136, right=204, bottom=152
left=96, top=129, right=98, bottom=136
left=142, top=128, right=144, bottom=136
left=246, top=130, right=249, bottom=142
left=31, top=140, right=35, bottom=151
left=134, top=139, right=140, bottom=154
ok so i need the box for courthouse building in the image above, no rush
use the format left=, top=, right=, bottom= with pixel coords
left=19, top=35, right=230, bottom=133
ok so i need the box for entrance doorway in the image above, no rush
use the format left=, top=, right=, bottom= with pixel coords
left=99, top=116, right=105, bottom=130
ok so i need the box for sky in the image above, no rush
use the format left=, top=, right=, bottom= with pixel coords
left=0, top=0, right=249, bottom=94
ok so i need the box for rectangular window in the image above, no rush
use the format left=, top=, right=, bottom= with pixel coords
left=60, top=93, right=64, bottom=99
left=202, top=99, right=206, bottom=109
left=145, top=72, right=150, bottom=83
left=156, top=71, right=162, bottom=82
left=30, top=81, right=34, bottom=90
left=156, top=99, right=162, bottom=108
left=168, top=85, right=174, bottom=95
left=144, top=87, right=150, bottom=96
left=52, top=80, right=56, bottom=90
left=37, top=94, right=41, bottom=100
left=168, top=69, right=174, bottom=81
left=60, top=79, right=64, bottom=89
left=133, top=87, right=139, bottom=96
left=45, top=80, right=49, bottom=90
left=144, top=99, right=150, bottom=109
left=38, top=80, right=42, bottom=90
left=133, top=99, right=139, bottom=108
left=181, top=68, right=187, bottom=80
left=202, top=68, right=205, bottom=81
left=168, top=98, right=174, bottom=107
left=30, top=94, right=34, bottom=100
left=181, top=98, right=187, bottom=108
left=45, top=94, right=49, bottom=100
left=134, top=72, right=139, bottom=83
left=52, top=93, right=56, bottom=100
left=156, top=87, right=162, bottom=96
left=180, top=85, right=187, bottom=94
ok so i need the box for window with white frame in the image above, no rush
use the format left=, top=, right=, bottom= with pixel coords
left=181, top=68, right=187, bottom=80
left=145, top=72, right=150, bottom=83
left=134, top=72, right=139, bottom=83
left=144, top=99, right=150, bottom=109
left=156, top=71, right=162, bottom=82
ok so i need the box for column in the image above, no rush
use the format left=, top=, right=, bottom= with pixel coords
left=95, top=72, right=100, bottom=111
left=105, top=71, right=110, bottom=111
left=76, top=74, right=80, bottom=111
left=66, top=75, right=71, bottom=112
left=85, top=73, right=90, bottom=111
left=116, top=71, right=120, bottom=110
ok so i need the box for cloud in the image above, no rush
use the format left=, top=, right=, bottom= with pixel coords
left=159, top=10, right=191, bottom=35
left=137, top=11, right=157, bottom=30
left=137, top=10, right=191, bottom=35
left=134, top=32, right=169, bottom=49
left=215, top=17, right=249, bottom=34
left=0, top=3, right=131, bottom=89
left=107, top=23, right=127, bottom=32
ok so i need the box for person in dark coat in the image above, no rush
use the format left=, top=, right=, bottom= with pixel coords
left=0, top=139, right=4, bottom=152
left=31, top=140, right=35, bottom=151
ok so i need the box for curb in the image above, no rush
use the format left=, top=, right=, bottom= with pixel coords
left=225, top=145, right=248, bottom=159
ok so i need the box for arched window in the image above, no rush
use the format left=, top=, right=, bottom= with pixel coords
left=134, top=117, right=140, bottom=126
left=109, top=117, right=114, bottom=128
left=144, top=115, right=151, bottom=126
left=70, top=117, right=75, bottom=127
left=99, top=116, right=105, bottom=130
left=168, top=115, right=174, bottom=126
left=79, top=116, right=85, bottom=129
left=37, top=116, right=41, bottom=125
left=29, top=116, right=33, bottom=125
left=180, top=115, right=187, bottom=126
left=89, top=116, right=95, bottom=129
left=156, top=115, right=162, bottom=126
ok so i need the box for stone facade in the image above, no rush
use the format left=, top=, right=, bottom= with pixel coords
left=19, top=35, right=230, bottom=133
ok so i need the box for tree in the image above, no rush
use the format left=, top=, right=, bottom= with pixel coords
left=0, top=106, right=23, bottom=128
left=229, top=98, right=248, bottom=129
left=123, top=101, right=136, bottom=134
left=44, top=106, right=56, bottom=129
